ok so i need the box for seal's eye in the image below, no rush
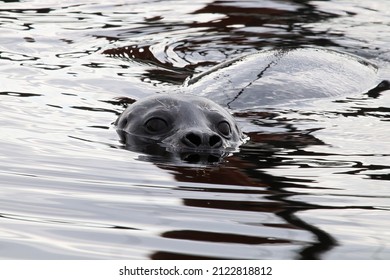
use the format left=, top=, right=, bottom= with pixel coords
left=145, top=117, right=169, bottom=133
left=217, top=121, right=231, bottom=137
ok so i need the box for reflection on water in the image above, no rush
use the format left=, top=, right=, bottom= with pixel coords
left=0, top=0, right=389, bottom=259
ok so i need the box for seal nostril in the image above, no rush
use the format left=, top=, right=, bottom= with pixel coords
left=209, top=135, right=222, bottom=148
left=183, top=132, right=202, bottom=147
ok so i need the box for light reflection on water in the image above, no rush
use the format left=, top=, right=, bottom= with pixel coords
left=0, top=0, right=389, bottom=259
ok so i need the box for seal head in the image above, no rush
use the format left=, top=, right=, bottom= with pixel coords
left=115, top=94, right=244, bottom=162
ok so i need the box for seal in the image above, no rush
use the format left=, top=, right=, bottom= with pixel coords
left=115, top=94, right=245, bottom=158
left=114, top=48, right=388, bottom=162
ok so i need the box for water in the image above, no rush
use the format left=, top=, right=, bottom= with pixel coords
left=0, top=0, right=389, bottom=259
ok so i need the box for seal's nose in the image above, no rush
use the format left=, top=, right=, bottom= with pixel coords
left=181, top=131, right=222, bottom=149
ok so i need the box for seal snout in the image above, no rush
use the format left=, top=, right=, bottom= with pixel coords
left=181, top=131, right=223, bottom=149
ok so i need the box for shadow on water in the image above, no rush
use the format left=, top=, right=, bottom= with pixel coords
left=145, top=127, right=335, bottom=259
left=147, top=124, right=386, bottom=259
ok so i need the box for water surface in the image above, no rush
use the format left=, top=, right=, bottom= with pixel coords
left=0, top=0, right=389, bottom=259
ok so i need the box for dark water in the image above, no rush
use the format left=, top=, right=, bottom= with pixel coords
left=0, top=0, right=389, bottom=259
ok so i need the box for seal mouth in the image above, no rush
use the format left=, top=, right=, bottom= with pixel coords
left=162, top=140, right=238, bottom=154
left=180, top=152, right=223, bottom=164
left=168, top=144, right=233, bottom=164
